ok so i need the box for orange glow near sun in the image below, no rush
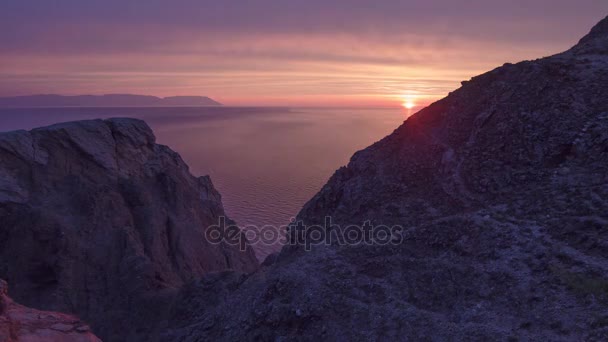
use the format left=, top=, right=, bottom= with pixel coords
left=403, top=100, right=415, bottom=109
left=402, top=93, right=416, bottom=109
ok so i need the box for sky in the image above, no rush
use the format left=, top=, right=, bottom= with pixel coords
left=1, top=1, right=607, bottom=107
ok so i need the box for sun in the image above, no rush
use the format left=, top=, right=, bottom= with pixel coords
left=402, top=100, right=415, bottom=109
left=401, top=93, right=416, bottom=109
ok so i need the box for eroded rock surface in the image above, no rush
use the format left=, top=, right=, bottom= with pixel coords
left=0, top=279, right=101, bottom=342
left=0, top=118, right=258, bottom=341
left=163, top=16, right=608, bottom=341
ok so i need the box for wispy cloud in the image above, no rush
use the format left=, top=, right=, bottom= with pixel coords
left=1, top=0, right=606, bottom=105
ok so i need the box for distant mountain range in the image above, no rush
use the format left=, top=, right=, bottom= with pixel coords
left=0, top=94, right=222, bottom=107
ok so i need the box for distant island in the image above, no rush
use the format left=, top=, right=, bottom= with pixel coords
left=0, top=94, right=222, bottom=107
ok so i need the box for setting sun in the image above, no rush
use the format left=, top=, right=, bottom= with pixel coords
left=403, top=100, right=415, bottom=109
left=402, top=93, right=417, bottom=109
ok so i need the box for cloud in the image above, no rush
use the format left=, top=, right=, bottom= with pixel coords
left=0, top=0, right=606, bottom=105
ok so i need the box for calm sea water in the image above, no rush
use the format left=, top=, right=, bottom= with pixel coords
left=0, top=107, right=406, bottom=259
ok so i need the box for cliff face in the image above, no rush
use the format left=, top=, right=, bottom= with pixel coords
left=164, top=16, right=608, bottom=341
left=0, top=279, right=101, bottom=342
left=0, top=118, right=258, bottom=341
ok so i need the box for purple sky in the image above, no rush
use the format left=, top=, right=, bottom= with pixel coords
left=1, top=0, right=606, bottom=106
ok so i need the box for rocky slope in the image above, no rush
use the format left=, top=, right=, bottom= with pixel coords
left=163, top=16, right=608, bottom=341
left=0, top=118, right=258, bottom=341
left=1, top=279, right=101, bottom=342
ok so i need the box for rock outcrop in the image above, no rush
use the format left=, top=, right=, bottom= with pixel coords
left=0, top=118, right=258, bottom=341
left=163, top=15, right=608, bottom=341
left=0, top=279, right=101, bottom=342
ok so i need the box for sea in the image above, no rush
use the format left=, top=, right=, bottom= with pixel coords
left=0, top=106, right=407, bottom=259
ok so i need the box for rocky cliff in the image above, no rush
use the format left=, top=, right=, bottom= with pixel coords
left=0, top=118, right=258, bottom=341
left=1, top=279, right=101, bottom=342
left=163, top=15, right=608, bottom=341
